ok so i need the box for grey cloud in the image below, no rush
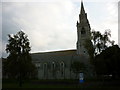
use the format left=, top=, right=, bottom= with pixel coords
left=2, top=1, right=117, bottom=58
left=2, top=2, right=78, bottom=57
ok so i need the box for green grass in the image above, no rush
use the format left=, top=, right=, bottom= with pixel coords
left=2, top=79, right=120, bottom=89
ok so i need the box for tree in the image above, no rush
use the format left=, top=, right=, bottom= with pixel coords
left=94, top=45, right=120, bottom=79
left=84, top=30, right=114, bottom=63
left=91, top=29, right=114, bottom=55
left=5, top=31, right=37, bottom=87
left=84, top=30, right=114, bottom=77
left=71, top=61, right=86, bottom=79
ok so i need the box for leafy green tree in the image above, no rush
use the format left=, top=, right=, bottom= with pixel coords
left=85, top=30, right=114, bottom=62
left=84, top=30, right=114, bottom=77
left=71, top=61, right=86, bottom=78
left=91, top=30, right=114, bottom=55
left=94, top=45, right=120, bottom=79
left=5, top=31, right=37, bottom=87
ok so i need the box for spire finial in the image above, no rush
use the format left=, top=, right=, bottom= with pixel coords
left=81, top=0, right=83, bottom=6
left=80, top=0, right=85, bottom=14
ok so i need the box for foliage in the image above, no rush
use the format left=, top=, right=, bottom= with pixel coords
left=5, top=31, right=37, bottom=86
left=94, top=45, right=120, bottom=78
left=71, top=61, right=87, bottom=78
left=84, top=30, right=114, bottom=63
left=91, top=30, right=114, bottom=55
left=84, top=29, right=115, bottom=76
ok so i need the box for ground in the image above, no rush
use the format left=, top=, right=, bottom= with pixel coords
left=2, top=79, right=120, bottom=89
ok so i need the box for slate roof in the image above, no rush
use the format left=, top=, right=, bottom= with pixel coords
left=31, top=49, right=76, bottom=62
left=31, top=49, right=88, bottom=64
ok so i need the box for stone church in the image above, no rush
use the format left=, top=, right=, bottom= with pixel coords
left=31, top=1, right=93, bottom=79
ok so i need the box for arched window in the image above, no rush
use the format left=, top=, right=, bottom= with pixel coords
left=52, top=62, right=56, bottom=78
left=60, top=62, right=65, bottom=77
left=52, top=62, right=55, bottom=70
left=43, top=63, right=47, bottom=78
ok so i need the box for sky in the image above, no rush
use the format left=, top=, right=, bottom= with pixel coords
left=1, top=0, right=119, bottom=58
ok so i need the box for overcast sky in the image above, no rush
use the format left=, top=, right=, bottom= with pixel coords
left=1, top=0, right=119, bottom=58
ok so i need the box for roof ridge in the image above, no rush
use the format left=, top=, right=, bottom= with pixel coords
left=31, top=49, right=76, bottom=54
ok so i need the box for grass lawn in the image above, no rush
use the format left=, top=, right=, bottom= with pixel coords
left=2, top=79, right=120, bottom=89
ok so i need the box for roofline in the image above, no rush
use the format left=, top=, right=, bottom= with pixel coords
left=30, top=49, right=76, bottom=54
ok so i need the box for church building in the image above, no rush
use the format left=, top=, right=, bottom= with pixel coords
left=31, top=1, right=93, bottom=79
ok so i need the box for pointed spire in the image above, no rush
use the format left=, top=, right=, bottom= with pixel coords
left=80, top=0, right=85, bottom=14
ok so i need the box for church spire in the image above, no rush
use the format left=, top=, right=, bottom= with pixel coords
left=76, top=0, right=91, bottom=55
left=80, top=0, right=85, bottom=14
left=79, top=0, right=88, bottom=24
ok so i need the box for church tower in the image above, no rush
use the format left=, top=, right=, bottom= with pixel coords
left=76, top=1, right=91, bottom=55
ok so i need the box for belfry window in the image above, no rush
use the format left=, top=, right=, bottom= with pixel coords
left=84, top=51, right=86, bottom=53
left=81, top=27, right=86, bottom=35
